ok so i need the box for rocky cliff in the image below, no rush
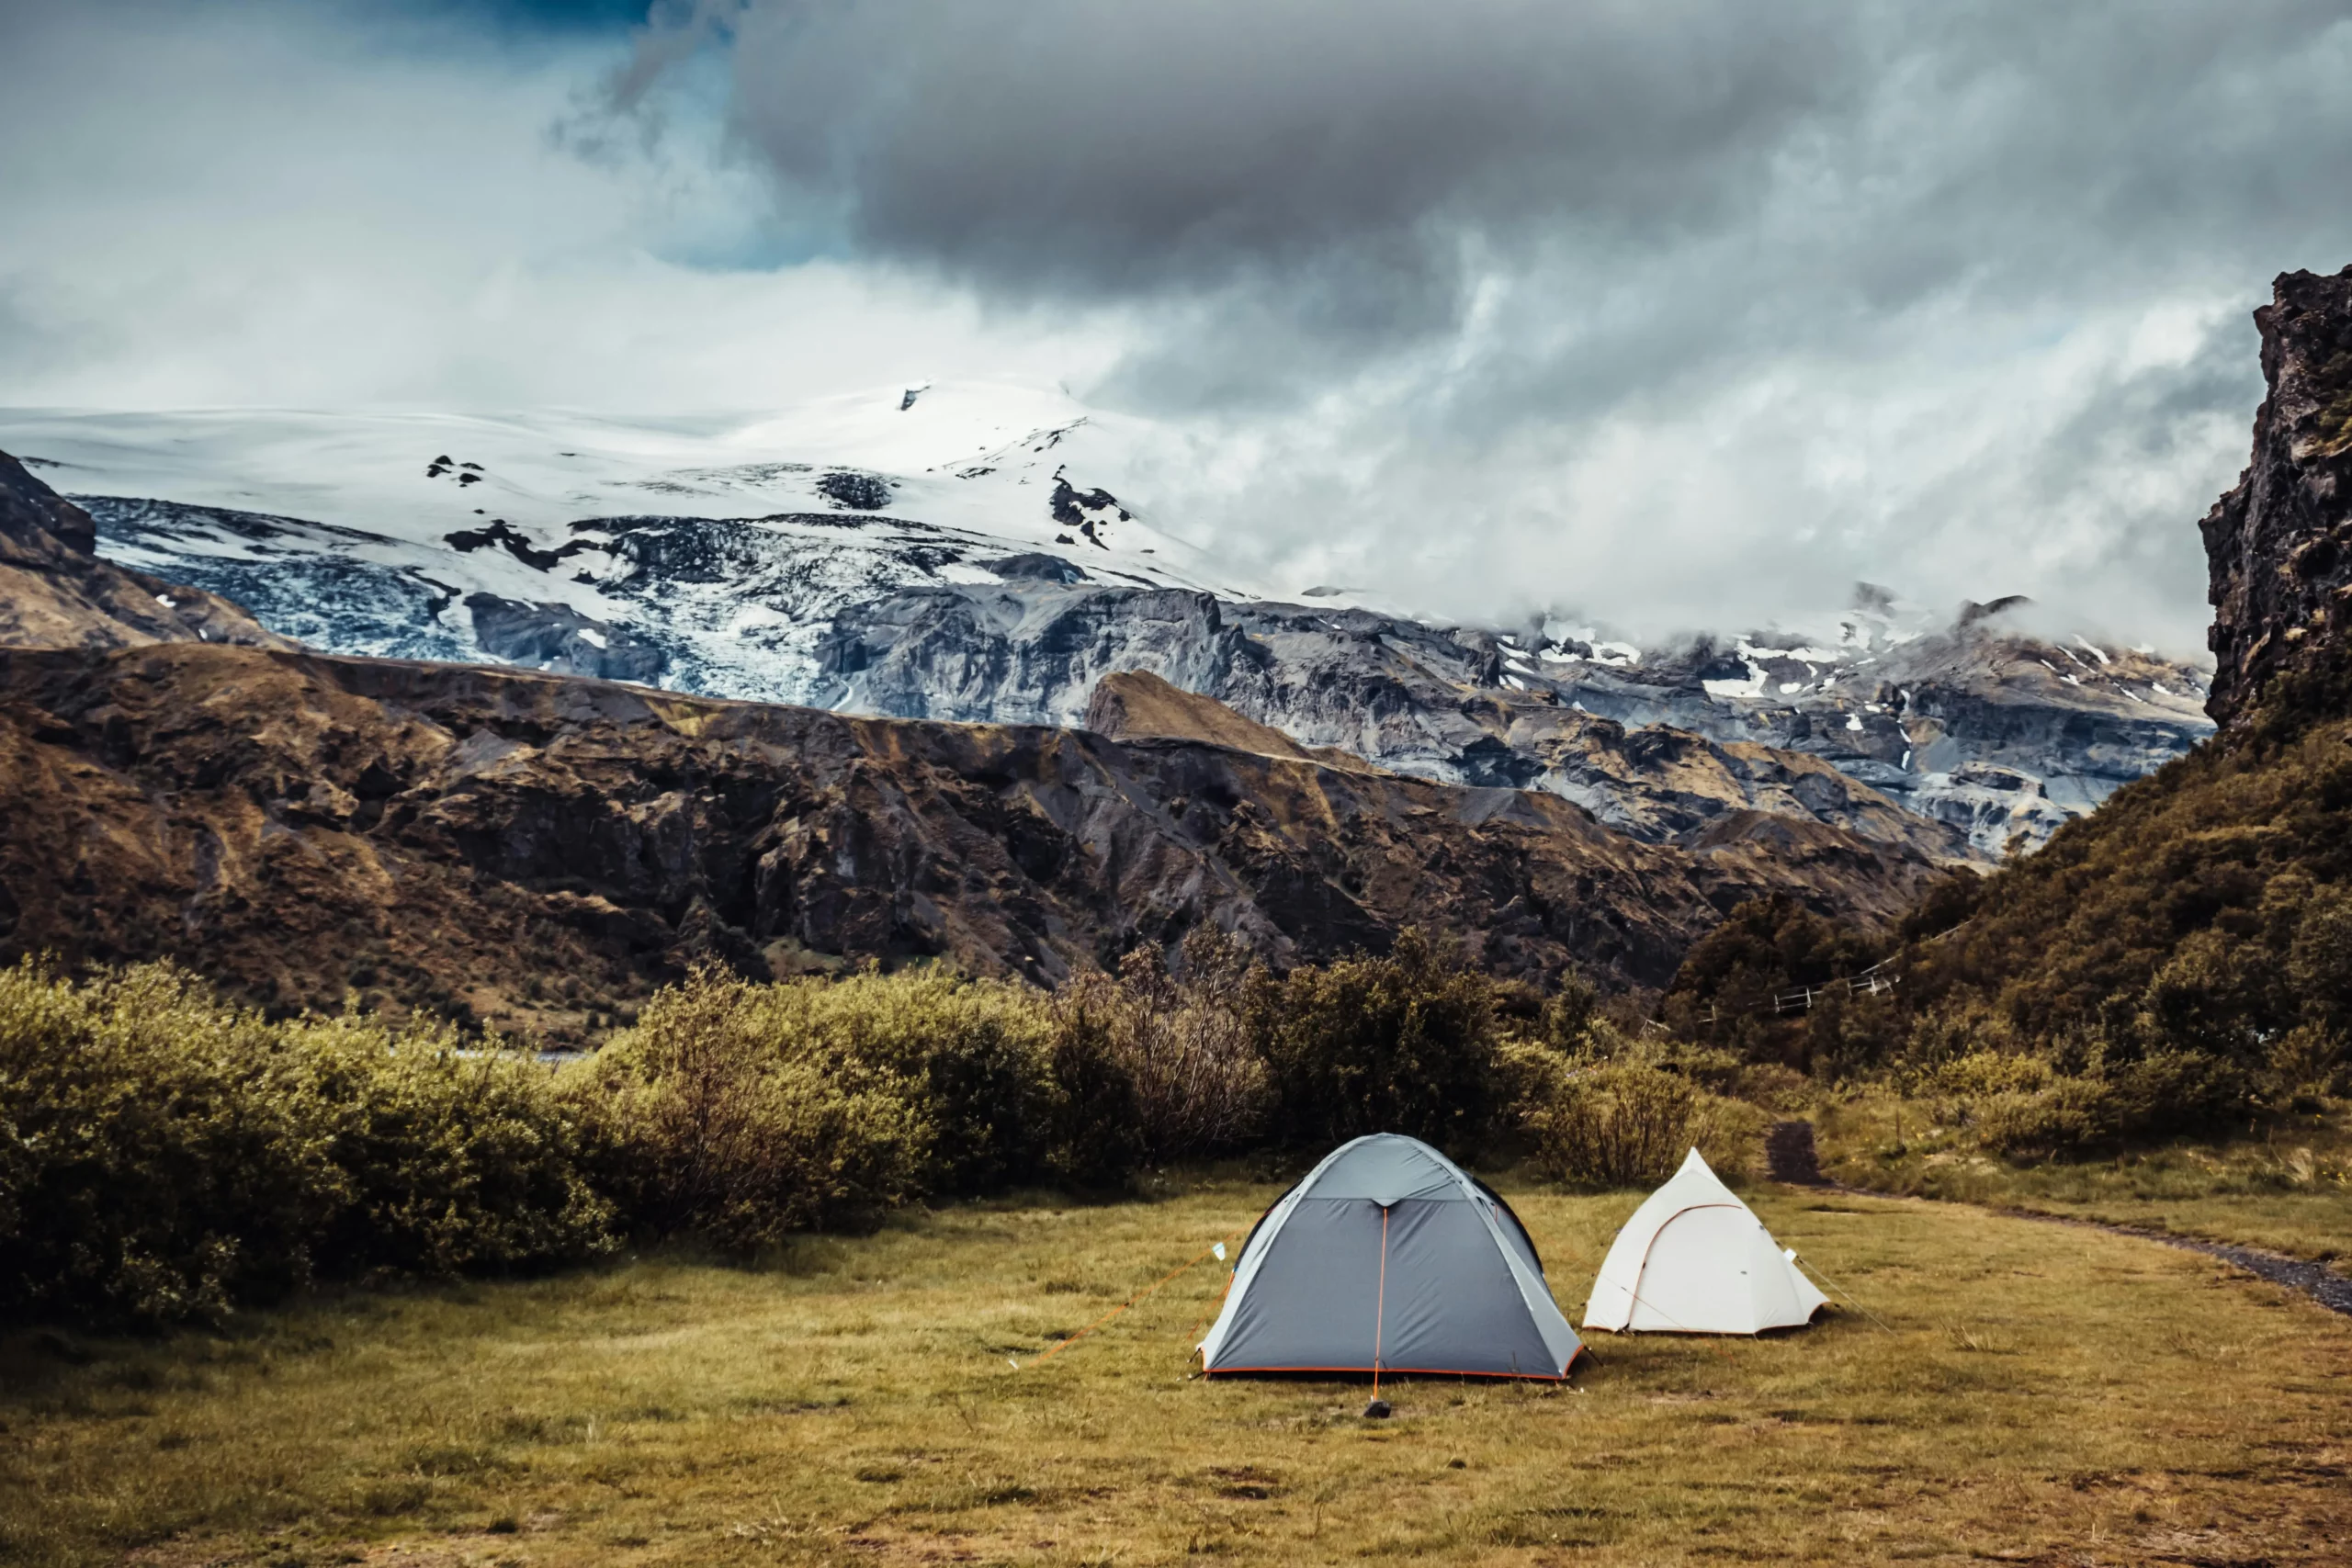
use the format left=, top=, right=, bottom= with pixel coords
left=2203, top=265, right=2352, bottom=728
left=0, top=644, right=1953, bottom=1035
left=820, top=581, right=2199, bottom=859
left=0, top=453, right=288, bottom=652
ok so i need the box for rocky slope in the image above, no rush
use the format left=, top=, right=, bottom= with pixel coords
left=820, top=581, right=2202, bottom=859
left=71, top=488, right=2201, bottom=860
left=0, top=453, right=288, bottom=653
left=2203, top=265, right=2352, bottom=728
left=1083, top=669, right=1379, bottom=773
left=0, top=643, right=1952, bottom=1036
left=1855, top=265, right=2352, bottom=1086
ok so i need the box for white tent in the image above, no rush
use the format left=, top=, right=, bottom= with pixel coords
left=1581, top=1148, right=1827, bottom=1335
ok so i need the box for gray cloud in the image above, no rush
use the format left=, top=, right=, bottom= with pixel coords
left=607, top=0, right=2352, bottom=646
left=678, top=0, right=1856, bottom=321
left=662, top=2, right=2352, bottom=316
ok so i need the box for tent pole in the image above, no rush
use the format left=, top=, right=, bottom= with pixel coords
left=1372, top=1206, right=1391, bottom=1398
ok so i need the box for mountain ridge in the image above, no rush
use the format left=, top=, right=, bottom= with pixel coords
left=1, top=393, right=2211, bottom=859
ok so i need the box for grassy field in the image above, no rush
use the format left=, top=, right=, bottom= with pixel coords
left=4, top=1177, right=2349, bottom=1567
left=1814, top=1095, right=2352, bottom=1268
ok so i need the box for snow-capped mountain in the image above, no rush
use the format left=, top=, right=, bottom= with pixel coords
left=0, top=387, right=2213, bottom=858
left=1, top=382, right=1227, bottom=586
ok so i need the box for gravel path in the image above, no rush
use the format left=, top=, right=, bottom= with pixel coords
left=1764, top=1119, right=2352, bottom=1321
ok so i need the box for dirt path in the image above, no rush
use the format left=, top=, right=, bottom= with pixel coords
left=1764, top=1120, right=2352, bottom=1320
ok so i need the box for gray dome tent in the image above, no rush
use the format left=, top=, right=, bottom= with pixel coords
left=1197, top=1134, right=1584, bottom=1380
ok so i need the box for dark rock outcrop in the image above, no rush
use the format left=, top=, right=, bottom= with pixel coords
left=0, top=451, right=290, bottom=652
left=817, top=471, right=892, bottom=511
left=463, top=593, right=667, bottom=684
left=0, top=643, right=1954, bottom=1036
left=2203, top=265, right=2352, bottom=728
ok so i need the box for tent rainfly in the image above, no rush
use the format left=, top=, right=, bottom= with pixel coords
left=1582, top=1148, right=1827, bottom=1335
left=1197, top=1134, right=1583, bottom=1380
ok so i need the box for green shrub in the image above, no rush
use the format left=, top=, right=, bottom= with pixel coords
left=584, top=963, right=1153, bottom=1242
left=2267, top=1022, right=2349, bottom=1099
left=726, top=966, right=1063, bottom=1196
left=1051, top=932, right=1267, bottom=1163
left=1523, top=1063, right=1762, bottom=1186
left=1525, top=1064, right=1693, bottom=1186
left=1932, top=1050, right=2056, bottom=1099
left=581, top=968, right=929, bottom=1247
left=2288, top=888, right=2352, bottom=1033
left=1041, top=1007, right=1145, bottom=1190
left=2139, top=930, right=2278, bottom=1069
left=0, top=960, right=612, bottom=1328
left=2104, top=1047, right=2252, bottom=1138
left=1968, top=1077, right=2114, bottom=1157
left=295, top=1013, right=616, bottom=1280
left=0, top=961, right=337, bottom=1325
left=1244, top=931, right=1506, bottom=1156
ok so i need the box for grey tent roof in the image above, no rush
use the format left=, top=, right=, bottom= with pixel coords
left=1198, top=1134, right=1583, bottom=1380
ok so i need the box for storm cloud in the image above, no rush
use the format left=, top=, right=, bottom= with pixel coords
left=663, top=2, right=2352, bottom=340
left=578, top=0, right=2352, bottom=643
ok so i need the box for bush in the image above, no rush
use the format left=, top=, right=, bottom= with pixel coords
left=711, top=965, right=1064, bottom=1196
left=0, top=959, right=613, bottom=1328
left=2267, top=1022, right=2348, bottom=1099
left=1523, top=1063, right=1762, bottom=1186
left=299, top=1012, right=614, bottom=1282
left=585, top=963, right=1156, bottom=1246
left=1042, top=1013, right=1145, bottom=1190
left=1932, top=1050, right=2055, bottom=1099
left=2104, top=1047, right=2252, bottom=1138
left=1968, top=1078, right=2114, bottom=1157
left=582, top=967, right=935, bottom=1247
left=1926, top=1043, right=2259, bottom=1158
left=1052, top=932, right=1268, bottom=1163
left=2288, top=888, right=2352, bottom=1034
left=1244, top=931, right=1507, bottom=1156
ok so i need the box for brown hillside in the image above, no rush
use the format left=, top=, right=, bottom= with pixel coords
left=0, top=643, right=1949, bottom=1038
left=1085, top=669, right=1378, bottom=773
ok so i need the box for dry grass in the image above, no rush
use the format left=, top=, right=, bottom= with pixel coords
left=4, top=1177, right=2349, bottom=1567
left=1817, top=1092, right=2352, bottom=1267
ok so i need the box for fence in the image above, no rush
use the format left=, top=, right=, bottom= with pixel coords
left=1690, top=960, right=1899, bottom=1026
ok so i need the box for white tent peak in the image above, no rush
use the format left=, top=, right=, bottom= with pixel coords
left=1581, top=1147, right=1826, bottom=1336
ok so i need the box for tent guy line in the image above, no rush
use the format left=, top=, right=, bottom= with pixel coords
left=1792, top=1254, right=1895, bottom=1331
left=1026, top=1224, right=1249, bottom=1369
